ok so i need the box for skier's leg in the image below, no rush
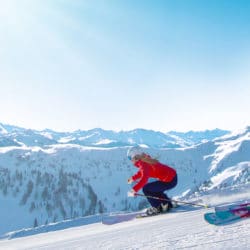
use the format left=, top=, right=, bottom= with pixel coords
left=143, top=181, right=170, bottom=208
left=159, top=176, right=178, bottom=208
left=143, top=176, right=178, bottom=209
left=142, top=181, right=162, bottom=208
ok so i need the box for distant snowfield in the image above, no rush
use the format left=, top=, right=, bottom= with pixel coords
left=0, top=205, right=249, bottom=250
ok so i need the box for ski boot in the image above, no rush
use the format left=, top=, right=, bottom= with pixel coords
left=146, top=206, right=160, bottom=216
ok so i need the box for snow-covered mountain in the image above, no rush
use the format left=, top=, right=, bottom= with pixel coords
left=0, top=123, right=249, bottom=237
left=0, top=123, right=229, bottom=148
left=169, top=128, right=229, bottom=144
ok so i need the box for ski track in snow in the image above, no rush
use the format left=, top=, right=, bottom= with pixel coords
left=0, top=208, right=249, bottom=250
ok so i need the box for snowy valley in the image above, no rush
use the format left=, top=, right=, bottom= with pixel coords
left=0, top=123, right=249, bottom=249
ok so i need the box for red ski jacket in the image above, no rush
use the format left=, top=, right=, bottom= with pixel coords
left=131, top=159, right=177, bottom=193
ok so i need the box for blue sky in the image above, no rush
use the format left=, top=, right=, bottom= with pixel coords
left=0, top=0, right=250, bottom=132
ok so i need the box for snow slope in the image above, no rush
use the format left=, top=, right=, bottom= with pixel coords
left=0, top=196, right=249, bottom=249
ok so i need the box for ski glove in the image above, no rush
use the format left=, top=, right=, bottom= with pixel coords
left=127, top=177, right=133, bottom=184
left=127, top=189, right=136, bottom=197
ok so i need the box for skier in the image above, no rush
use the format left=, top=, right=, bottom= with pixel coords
left=127, top=146, right=178, bottom=215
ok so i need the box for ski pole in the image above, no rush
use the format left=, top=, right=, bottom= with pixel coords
left=135, top=193, right=209, bottom=208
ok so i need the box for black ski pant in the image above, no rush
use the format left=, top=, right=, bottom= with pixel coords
left=142, top=175, right=178, bottom=208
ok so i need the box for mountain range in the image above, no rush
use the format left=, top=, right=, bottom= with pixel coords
left=0, top=123, right=229, bottom=148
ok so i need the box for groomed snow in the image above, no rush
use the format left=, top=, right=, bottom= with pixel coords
left=0, top=205, right=249, bottom=250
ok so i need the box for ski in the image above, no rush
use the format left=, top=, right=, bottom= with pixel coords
left=204, top=212, right=233, bottom=225
left=102, top=210, right=173, bottom=224
left=136, top=211, right=169, bottom=218
left=102, top=205, right=191, bottom=225
left=101, top=211, right=144, bottom=225
left=204, top=202, right=250, bottom=225
left=215, top=201, right=250, bottom=213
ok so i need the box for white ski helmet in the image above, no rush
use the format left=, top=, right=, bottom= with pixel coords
left=127, top=146, right=144, bottom=160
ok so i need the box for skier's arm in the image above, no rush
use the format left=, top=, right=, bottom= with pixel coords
left=131, top=170, right=142, bottom=181
left=132, top=168, right=149, bottom=193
